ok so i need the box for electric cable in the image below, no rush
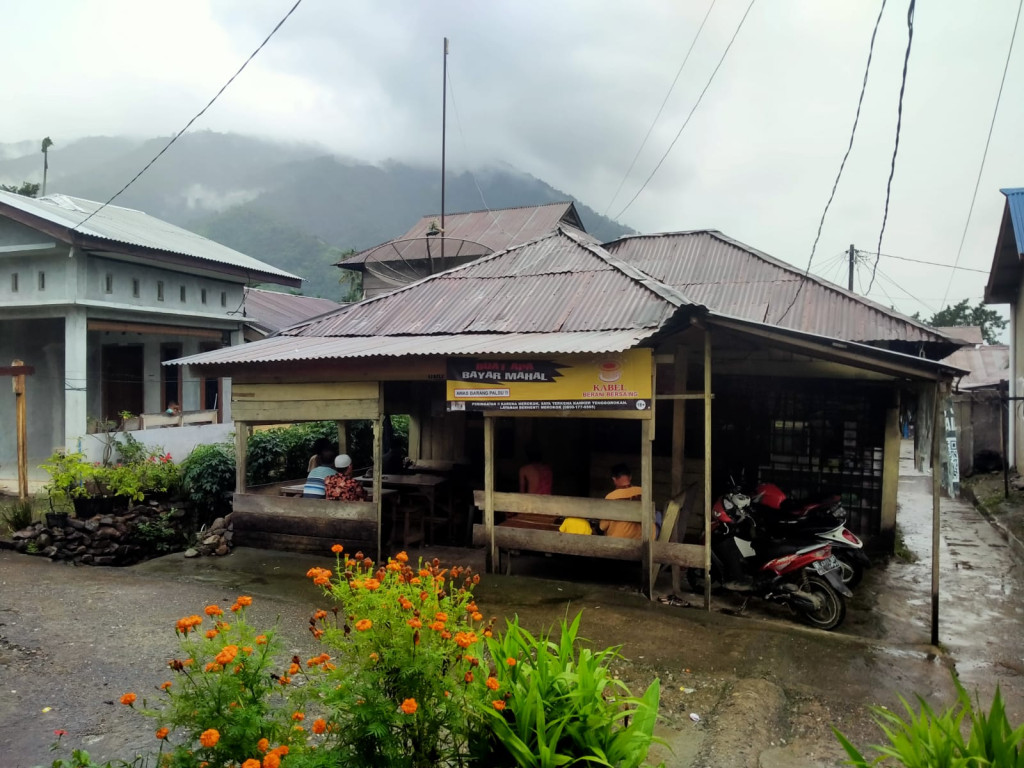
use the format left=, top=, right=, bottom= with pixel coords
left=938, top=0, right=1023, bottom=309
left=857, top=248, right=990, bottom=274
left=603, top=0, right=718, bottom=216
left=775, top=0, right=888, bottom=323
left=866, top=0, right=916, bottom=294
left=613, top=0, right=757, bottom=221
left=72, top=0, right=304, bottom=232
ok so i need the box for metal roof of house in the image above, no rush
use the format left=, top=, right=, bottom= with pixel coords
left=0, top=191, right=301, bottom=286
left=985, top=188, right=1024, bottom=304
left=943, top=344, right=1009, bottom=389
left=290, top=227, right=692, bottom=338
left=242, top=289, right=342, bottom=336
left=339, top=201, right=588, bottom=266
left=935, top=326, right=984, bottom=345
left=604, top=230, right=951, bottom=345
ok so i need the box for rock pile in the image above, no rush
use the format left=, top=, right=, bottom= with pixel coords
left=9, top=503, right=233, bottom=566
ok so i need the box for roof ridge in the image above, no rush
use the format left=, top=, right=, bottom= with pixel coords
left=412, top=200, right=573, bottom=219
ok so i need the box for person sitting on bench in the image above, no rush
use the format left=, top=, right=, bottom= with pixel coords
left=324, top=454, right=367, bottom=501
left=599, top=463, right=642, bottom=539
left=302, top=448, right=337, bottom=499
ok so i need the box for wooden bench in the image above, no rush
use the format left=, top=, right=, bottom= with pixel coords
left=232, top=493, right=378, bottom=555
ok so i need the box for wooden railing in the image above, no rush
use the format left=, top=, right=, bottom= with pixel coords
left=139, top=410, right=219, bottom=429
left=231, top=492, right=377, bottom=555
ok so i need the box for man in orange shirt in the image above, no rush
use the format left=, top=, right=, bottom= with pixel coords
left=599, top=463, right=643, bottom=539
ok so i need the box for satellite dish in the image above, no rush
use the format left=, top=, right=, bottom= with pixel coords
left=361, top=235, right=494, bottom=288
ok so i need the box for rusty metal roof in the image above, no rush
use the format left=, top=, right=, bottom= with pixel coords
left=943, top=344, right=1009, bottom=389
left=605, top=230, right=951, bottom=344
left=287, top=228, right=692, bottom=338
left=339, top=201, right=587, bottom=266
left=935, top=326, right=983, bottom=345
left=242, top=289, right=342, bottom=336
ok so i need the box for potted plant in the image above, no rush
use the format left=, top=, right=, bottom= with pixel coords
left=40, top=451, right=94, bottom=523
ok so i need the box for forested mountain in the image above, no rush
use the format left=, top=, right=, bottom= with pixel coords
left=0, top=133, right=631, bottom=301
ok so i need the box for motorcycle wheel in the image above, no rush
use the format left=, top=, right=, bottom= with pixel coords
left=835, top=553, right=864, bottom=589
left=797, top=576, right=846, bottom=631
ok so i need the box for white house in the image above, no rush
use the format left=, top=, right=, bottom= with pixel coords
left=0, top=190, right=300, bottom=488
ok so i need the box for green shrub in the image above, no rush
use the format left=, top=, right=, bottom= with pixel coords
left=180, top=443, right=236, bottom=522
left=0, top=498, right=34, bottom=532
left=246, top=421, right=338, bottom=485
left=834, top=674, right=1024, bottom=767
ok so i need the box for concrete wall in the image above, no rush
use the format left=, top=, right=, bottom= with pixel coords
left=953, top=390, right=1007, bottom=476
left=79, top=422, right=234, bottom=465
left=0, top=250, right=71, bottom=305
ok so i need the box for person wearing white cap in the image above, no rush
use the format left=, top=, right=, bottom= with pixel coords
left=324, top=454, right=366, bottom=501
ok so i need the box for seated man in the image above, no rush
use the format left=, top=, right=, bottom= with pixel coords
left=324, top=454, right=367, bottom=501
left=302, top=449, right=337, bottom=499
left=599, top=463, right=642, bottom=539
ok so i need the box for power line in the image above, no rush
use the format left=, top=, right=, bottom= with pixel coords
left=603, top=0, right=718, bottom=216
left=613, top=0, right=757, bottom=221
left=866, top=0, right=916, bottom=294
left=776, top=0, right=888, bottom=323
left=856, top=248, right=990, bottom=274
left=938, top=0, right=1023, bottom=309
left=72, top=0, right=304, bottom=232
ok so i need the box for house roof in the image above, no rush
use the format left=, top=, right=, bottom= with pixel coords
left=935, top=326, right=984, bottom=345
left=338, top=201, right=588, bottom=267
left=943, top=344, right=1009, bottom=390
left=985, top=188, right=1024, bottom=304
left=0, top=191, right=301, bottom=287
left=604, top=230, right=952, bottom=346
left=242, top=288, right=342, bottom=336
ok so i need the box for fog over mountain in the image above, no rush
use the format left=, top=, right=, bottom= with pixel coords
left=0, top=132, right=632, bottom=301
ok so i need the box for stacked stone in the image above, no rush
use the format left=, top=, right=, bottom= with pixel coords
left=184, top=514, right=233, bottom=558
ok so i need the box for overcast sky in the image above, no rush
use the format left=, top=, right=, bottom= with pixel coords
left=4, top=0, right=1023, bottom=322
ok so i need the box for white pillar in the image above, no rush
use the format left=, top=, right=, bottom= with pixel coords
left=64, top=307, right=88, bottom=452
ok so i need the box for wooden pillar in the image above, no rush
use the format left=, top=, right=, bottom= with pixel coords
left=12, top=359, right=28, bottom=500
left=234, top=422, right=248, bottom=494
left=408, top=412, right=421, bottom=461
left=641, top=417, right=654, bottom=597
left=336, top=421, right=348, bottom=456
left=484, top=415, right=496, bottom=572
left=670, top=348, right=688, bottom=595
left=880, top=392, right=901, bottom=547
left=373, top=417, right=383, bottom=563
left=703, top=331, right=713, bottom=612
left=930, top=380, right=943, bottom=646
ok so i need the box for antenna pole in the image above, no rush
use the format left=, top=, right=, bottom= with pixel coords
left=848, top=243, right=855, bottom=292
left=438, top=37, right=449, bottom=276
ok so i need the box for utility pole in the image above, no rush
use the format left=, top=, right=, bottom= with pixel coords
left=848, top=243, right=856, bottom=292
left=439, top=37, right=449, bottom=276
left=41, top=137, right=53, bottom=197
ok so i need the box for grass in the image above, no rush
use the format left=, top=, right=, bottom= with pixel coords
left=0, top=494, right=47, bottom=534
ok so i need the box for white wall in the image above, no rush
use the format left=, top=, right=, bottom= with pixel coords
left=80, top=422, right=234, bottom=465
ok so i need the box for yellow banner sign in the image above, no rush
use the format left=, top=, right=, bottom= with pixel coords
left=446, top=349, right=652, bottom=413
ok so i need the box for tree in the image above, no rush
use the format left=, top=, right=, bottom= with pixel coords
left=0, top=181, right=40, bottom=197
left=914, top=299, right=1007, bottom=344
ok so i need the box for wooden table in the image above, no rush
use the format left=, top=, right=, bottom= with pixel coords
left=279, top=484, right=396, bottom=503
left=356, top=473, right=451, bottom=543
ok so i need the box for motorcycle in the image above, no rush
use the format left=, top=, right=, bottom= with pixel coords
left=687, top=488, right=851, bottom=631
left=752, top=482, right=870, bottom=588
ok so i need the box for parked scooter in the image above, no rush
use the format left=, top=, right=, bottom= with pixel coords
left=751, top=483, right=870, bottom=588
left=687, top=487, right=852, bottom=631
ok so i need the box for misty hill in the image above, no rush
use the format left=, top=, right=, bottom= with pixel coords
left=0, top=132, right=632, bottom=301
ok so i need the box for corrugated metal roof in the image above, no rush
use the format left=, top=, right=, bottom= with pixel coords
left=605, top=230, right=951, bottom=344
left=243, top=289, right=342, bottom=335
left=172, top=330, right=658, bottom=366
left=0, top=191, right=300, bottom=285
left=340, top=202, right=587, bottom=265
left=1003, top=188, right=1024, bottom=255
left=287, top=228, right=691, bottom=338
left=935, top=326, right=984, bottom=345
left=943, top=344, right=1009, bottom=389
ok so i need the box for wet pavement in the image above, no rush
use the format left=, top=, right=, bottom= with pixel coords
left=1, top=439, right=1023, bottom=767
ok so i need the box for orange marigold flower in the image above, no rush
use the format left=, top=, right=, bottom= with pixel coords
left=182, top=658, right=194, bottom=667
left=400, top=698, right=418, bottom=715
left=215, top=645, right=239, bottom=666
left=369, top=652, right=379, bottom=662
left=262, top=755, right=281, bottom=768
left=292, top=711, right=305, bottom=721
left=155, top=727, right=169, bottom=740
left=120, top=693, right=136, bottom=706
left=204, top=662, right=222, bottom=673
left=419, top=568, right=431, bottom=577
left=204, top=605, right=223, bottom=617
left=199, top=728, right=220, bottom=748
left=441, top=630, right=452, bottom=640
left=242, top=761, right=261, bottom=768
left=257, top=738, right=270, bottom=753
left=275, top=745, right=290, bottom=755
left=314, top=575, right=330, bottom=586
left=472, top=612, right=484, bottom=622
left=230, top=603, right=241, bottom=613
left=237, top=595, right=253, bottom=606
left=242, top=646, right=253, bottom=656
left=466, top=602, right=478, bottom=612
left=434, top=612, right=449, bottom=622
left=407, top=618, right=422, bottom=629
left=386, top=562, right=401, bottom=572
left=486, top=677, right=500, bottom=690
left=506, top=657, right=517, bottom=667
left=396, top=551, right=409, bottom=563
left=313, top=609, right=328, bottom=620
left=464, top=671, right=474, bottom=683
left=255, top=635, right=268, bottom=645
left=312, top=718, right=327, bottom=734
left=331, top=543, right=344, bottom=553
left=492, top=700, right=506, bottom=711
left=323, top=662, right=336, bottom=671
left=288, top=663, right=300, bottom=675
left=355, top=619, right=372, bottom=631
left=399, top=597, right=413, bottom=610
left=419, top=590, right=429, bottom=602
left=483, top=629, right=493, bottom=638
left=364, top=579, right=381, bottom=591
left=160, top=681, right=172, bottom=691
left=430, top=621, right=445, bottom=632
left=279, top=675, right=292, bottom=685
left=410, top=577, right=421, bottom=585
left=205, top=629, right=219, bottom=639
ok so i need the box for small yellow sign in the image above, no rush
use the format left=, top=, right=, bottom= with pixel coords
left=446, top=349, right=652, bottom=413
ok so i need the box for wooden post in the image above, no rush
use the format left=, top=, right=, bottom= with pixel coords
left=641, top=416, right=654, bottom=596
left=880, top=392, right=901, bottom=547
left=484, top=415, right=496, bottom=572
left=234, top=422, right=248, bottom=495
left=670, top=348, right=688, bottom=594
left=336, top=420, right=347, bottom=456
left=931, top=380, right=943, bottom=646
left=373, top=417, right=383, bottom=563
left=12, top=359, right=28, bottom=500
left=703, top=331, right=713, bottom=612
